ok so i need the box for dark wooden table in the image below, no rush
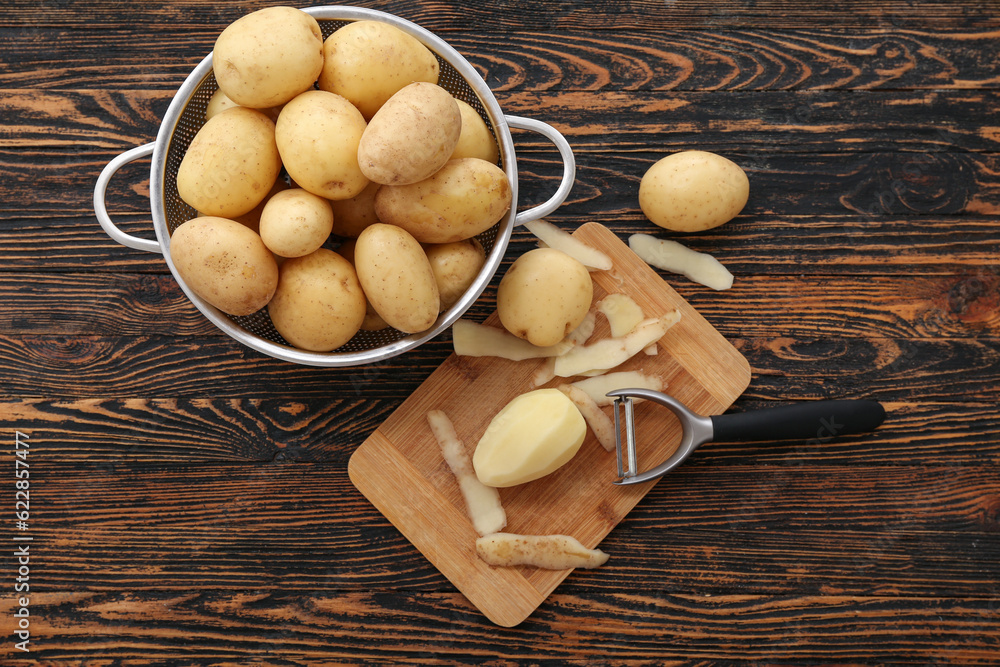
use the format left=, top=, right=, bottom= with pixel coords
left=3, top=0, right=998, bottom=663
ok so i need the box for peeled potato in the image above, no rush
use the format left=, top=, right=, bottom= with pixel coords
left=473, top=388, right=586, bottom=488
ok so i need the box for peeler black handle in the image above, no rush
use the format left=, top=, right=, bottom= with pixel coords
left=710, top=399, right=886, bottom=444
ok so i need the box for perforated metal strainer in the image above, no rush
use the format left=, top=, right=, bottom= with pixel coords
left=95, top=5, right=575, bottom=367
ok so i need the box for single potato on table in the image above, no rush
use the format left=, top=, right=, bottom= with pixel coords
left=212, top=6, right=324, bottom=109
left=276, top=90, right=370, bottom=201
left=639, top=150, right=749, bottom=232
left=354, top=223, right=440, bottom=334
left=497, top=247, right=594, bottom=347
left=318, top=19, right=440, bottom=120
left=374, top=157, right=512, bottom=244
left=169, top=216, right=279, bottom=317
left=176, top=106, right=282, bottom=219
left=357, top=82, right=462, bottom=186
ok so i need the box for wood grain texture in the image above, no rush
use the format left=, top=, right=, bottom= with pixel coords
left=5, top=29, right=1000, bottom=91
left=5, top=462, right=995, bottom=584
left=0, top=398, right=995, bottom=467
left=1, top=0, right=998, bottom=661
left=1, top=590, right=997, bottom=664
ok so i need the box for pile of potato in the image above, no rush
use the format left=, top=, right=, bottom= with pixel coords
left=170, top=7, right=511, bottom=352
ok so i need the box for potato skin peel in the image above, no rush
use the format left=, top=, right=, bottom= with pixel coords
left=476, top=533, right=609, bottom=570
left=426, top=410, right=506, bottom=537
left=629, top=233, right=734, bottom=291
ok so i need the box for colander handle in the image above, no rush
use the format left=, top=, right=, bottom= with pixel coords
left=93, top=143, right=162, bottom=254
left=506, top=116, right=576, bottom=226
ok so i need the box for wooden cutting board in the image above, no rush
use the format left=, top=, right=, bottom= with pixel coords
left=348, top=222, right=751, bottom=627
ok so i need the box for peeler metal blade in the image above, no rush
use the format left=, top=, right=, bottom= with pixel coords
left=609, top=388, right=714, bottom=485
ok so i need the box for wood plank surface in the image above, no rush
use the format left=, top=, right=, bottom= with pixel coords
left=1, top=0, right=998, bottom=661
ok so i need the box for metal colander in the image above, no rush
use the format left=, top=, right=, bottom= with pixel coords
left=95, top=5, right=575, bottom=367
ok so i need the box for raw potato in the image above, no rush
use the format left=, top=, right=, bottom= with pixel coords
left=212, top=7, right=324, bottom=109
left=570, top=371, right=665, bottom=407
left=596, top=293, right=645, bottom=337
left=451, top=99, right=500, bottom=164
left=523, top=219, right=613, bottom=271
left=339, top=241, right=389, bottom=331
left=258, top=188, right=334, bottom=258
left=357, top=82, right=462, bottom=186
left=176, top=107, right=282, bottom=218
left=205, top=177, right=290, bottom=234
left=639, top=150, right=749, bottom=232
left=554, top=311, right=681, bottom=378
left=205, top=89, right=280, bottom=122
left=425, top=238, right=487, bottom=310
left=205, top=88, right=240, bottom=120
left=354, top=223, right=440, bottom=334
left=329, top=181, right=381, bottom=238
left=374, top=158, right=512, bottom=243
left=169, top=216, right=278, bottom=317
left=476, top=533, right=609, bottom=570
left=267, top=249, right=366, bottom=352
left=497, top=248, right=594, bottom=347
left=360, top=302, right=389, bottom=331
left=452, top=320, right=573, bottom=360
left=629, top=234, right=734, bottom=291
left=473, top=388, right=586, bottom=488
left=559, top=384, right=617, bottom=452
left=426, top=410, right=506, bottom=537
left=318, top=20, right=440, bottom=120
left=275, top=90, right=370, bottom=201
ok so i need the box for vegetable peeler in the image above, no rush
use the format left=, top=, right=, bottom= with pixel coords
left=607, top=388, right=886, bottom=485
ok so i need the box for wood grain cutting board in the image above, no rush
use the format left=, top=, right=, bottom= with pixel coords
left=348, top=222, right=752, bottom=627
